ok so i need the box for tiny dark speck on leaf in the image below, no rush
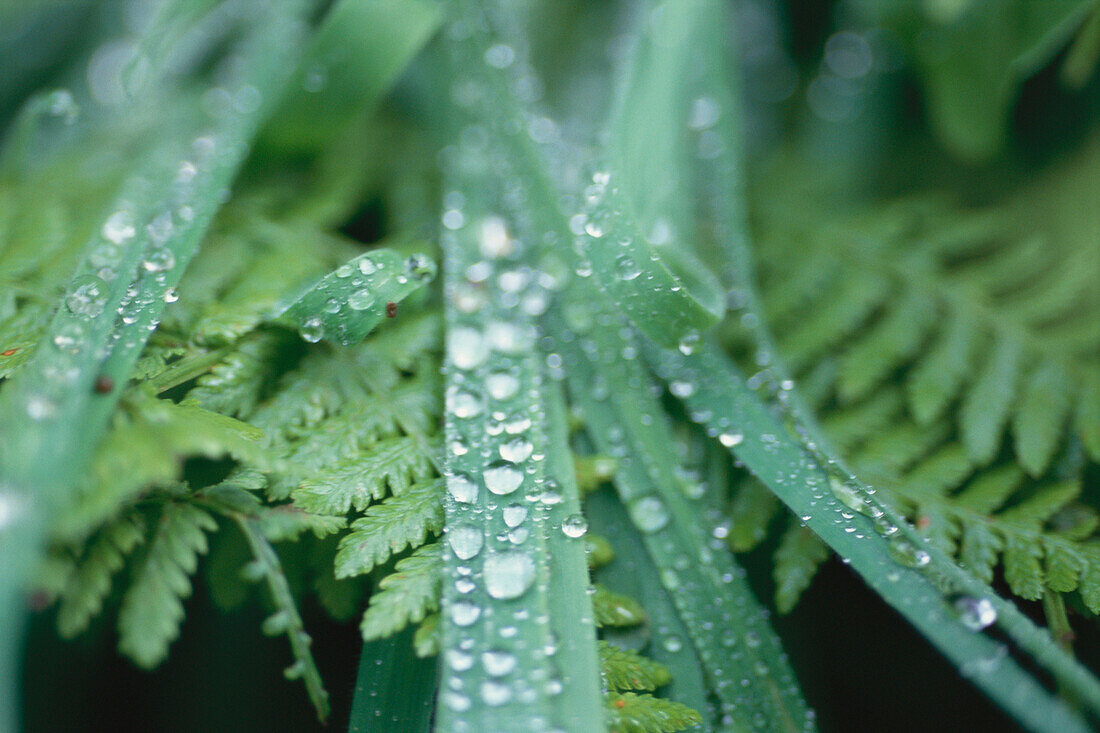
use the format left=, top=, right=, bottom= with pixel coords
left=94, top=376, right=114, bottom=394
left=1, top=348, right=17, bottom=356
left=386, top=301, right=397, bottom=318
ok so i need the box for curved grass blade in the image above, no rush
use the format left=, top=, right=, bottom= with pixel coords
left=349, top=626, right=437, bottom=733
left=646, top=340, right=1099, bottom=733
left=0, top=2, right=311, bottom=725
left=577, top=0, right=725, bottom=349
left=586, top=488, right=711, bottom=732
left=655, top=3, right=1100, bottom=727
left=549, top=309, right=814, bottom=733
left=435, top=7, right=604, bottom=723
left=542, top=383, right=606, bottom=730
left=271, top=248, right=437, bottom=346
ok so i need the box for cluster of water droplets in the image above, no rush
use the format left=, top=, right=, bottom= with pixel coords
left=439, top=188, right=589, bottom=730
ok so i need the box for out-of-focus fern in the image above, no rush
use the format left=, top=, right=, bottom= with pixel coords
left=729, top=136, right=1100, bottom=614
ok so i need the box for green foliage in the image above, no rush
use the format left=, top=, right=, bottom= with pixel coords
left=604, top=692, right=703, bottom=733
left=359, top=543, right=441, bottom=643
left=4, top=0, right=1100, bottom=731
left=117, top=503, right=217, bottom=668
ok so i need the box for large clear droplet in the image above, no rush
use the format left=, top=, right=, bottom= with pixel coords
left=65, top=275, right=109, bottom=318
left=347, top=288, right=373, bottom=310
left=448, top=523, right=484, bottom=560
left=499, top=438, right=533, bottom=464
left=484, top=464, right=524, bottom=495
left=299, top=317, right=324, bottom=343
left=483, top=552, right=536, bottom=600
left=448, top=474, right=478, bottom=504
left=482, top=649, right=517, bottom=677
left=953, top=596, right=996, bottom=631
left=561, top=514, right=588, bottom=538
left=449, top=327, right=488, bottom=370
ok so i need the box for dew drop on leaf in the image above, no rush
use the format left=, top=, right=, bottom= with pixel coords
left=483, top=551, right=536, bottom=600
left=484, top=463, right=524, bottom=495
left=953, top=596, right=997, bottom=631
left=298, top=316, right=324, bottom=343
left=448, top=523, right=484, bottom=560
left=561, top=514, right=588, bottom=538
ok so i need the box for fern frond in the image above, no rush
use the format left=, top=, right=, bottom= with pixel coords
left=592, top=585, right=647, bottom=628
left=117, top=503, right=216, bottom=668
left=599, top=643, right=671, bottom=692
left=604, top=692, right=703, bottom=733
left=334, top=478, right=445, bottom=578
left=359, top=542, right=440, bottom=643
left=56, top=513, right=145, bottom=637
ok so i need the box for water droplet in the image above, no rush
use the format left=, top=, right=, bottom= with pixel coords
left=448, top=474, right=478, bottom=504
left=561, top=514, right=588, bottom=538
left=677, top=332, right=700, bottom=355
left=615, top=254, right=641, bottom=281
left=357, top=258, right=377, bottom=275
left=953, top=596, right=996, bottom=631
left=347, top=288, right=373, bottom=310
left=499, top=438, right=533, bottom=464
left=450, top=601, right=481, bottom=626
left=669, top=380, right=695, bottom=398
left=163, top=288, right=179, bottom=303
left=663, top=635, right=683, bottom=652
left=502, top=504, right=527, bottom=528
left=718, top=431, right=743, bottom=448
left=629, top=496, right=670, bottom=533
left=450, top=390, right=483, bottom=419
left=479, top=217, right=513, bottom=258
left=448, top=327, right=488, bottom=369
left=484, top=464, right=524, bottom=495
left=65, top=275, right=108, bottom=318
left=52, top=323, right=85, bottom=353
left=486, top=372, right=520, bottom=401
left=480, top=680, right=512, bottom=706
left=299, top=317, right=324, bottom=343
left=446, top=649, right=474, bottom=671
left=482, top=649, right=516, bottom=677
left=405, top=254, right=436, bottom=280
left=102, top=210, right=135, bottom=244
left=448, top=523, right=484, bottom=560
left=142, top=246, right=175, bottom=273
left=887, top=536, right=931, bottom=568
left=483, top=551, right=536, bottom=600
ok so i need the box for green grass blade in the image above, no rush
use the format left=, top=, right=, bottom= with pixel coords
left=271, top=248, right=437, bottom=346
left=647, top=340, right=1099, bottom=733
left=349, top=627, right=437, bottom=733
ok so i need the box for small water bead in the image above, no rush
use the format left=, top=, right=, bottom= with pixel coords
left=448, top=523, right=484, bottom=560
left=507, top=526, right=529, bottom=544
left=615, top=254, right=642, bottom=281
left=450, top=601, right=482, bottom=626
left=486, top=320, right=531, bottom=353
left=629, top=496, right=670, bottom=533
left=484, top=463, right=524, bottom=495
left=102, top=210, right=136, bottom=244
left=52, top=323, right=85, bottom=353
left=561, top=514, right=588, bottom=538
left=482, top=650, right=516, bottom=677
left=66, top=275, right=109, bottom=318
left=163, top=288, right=179, bottom=303
left=480, top=680, right=512, bottom=707
left=485, top=372, right=520, bottom=401
left=336, top=263, right=354, bottom=278
left=347, top=288, right=374, bottom=310
left=448, top=327, right=488, bottom=369
left=142, top=246, right=175, bottom=273
left=25, top=394, right=56, bottom=420
left=669, top=380, right=695, bottom=398
left=441, top=691, right=471, bottom=712
left=499, top=438, right=533, bottom=464
left=663, top=635, right=684, bottom=653
left=453, top=283, right=487, bottom=314
left=502, top=503, right=527, bottom=528
left=483, top=551, right=536, bottom=600
left=299, top=317, right=324, bottom=343
left=448, top=473, right=479, bottom=501
left=952, top=596, right=997, bottom=631
left=455, top=578, right=476, bottom=594
left=479, top=216, right=513, bottom=258
left=678, top=332, right=700, bottom=355
left=539, top=487, right=563, bottom=506
left=450, top=390, right=483, bottom=419
left=718, top=431, right=744, bottom=448
left=442, top=208, right=465, bottom=230
left=887, top=536, right=931, bottom=568
left=446, top=649, right=475, bottom=671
